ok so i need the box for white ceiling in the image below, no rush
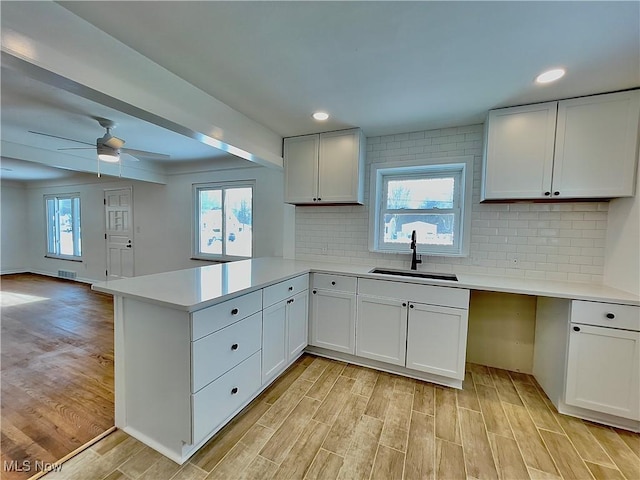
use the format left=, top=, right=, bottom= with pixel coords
left=2, top=1, right=639, bottom=181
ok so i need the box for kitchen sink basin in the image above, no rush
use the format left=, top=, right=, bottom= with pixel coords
left=369, top=268, right=458, bottom=282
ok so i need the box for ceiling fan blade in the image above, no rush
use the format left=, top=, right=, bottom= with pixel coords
left=29, top=131, right=94, bottom=146
left=103, top=135, right=125, bottom=149
left=121, top=147, right=170, bottom=160
left=58, top=147, right=94, bottom=151
left=121, top=152, right=140, bottom=162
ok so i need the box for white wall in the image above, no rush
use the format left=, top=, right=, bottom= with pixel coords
left=12, top=162, right=284, bottom=282
left=295, top=124, right=610, bottom=284
left=1, top=181, right=29, bottom=273
left=603, top=164, right=640, bottom=295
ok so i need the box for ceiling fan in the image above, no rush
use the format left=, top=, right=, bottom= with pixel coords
left=29, top=117, right=170, bottom=163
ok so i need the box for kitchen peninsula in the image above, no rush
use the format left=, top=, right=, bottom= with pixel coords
left=93, top=257, right=640, bottom=464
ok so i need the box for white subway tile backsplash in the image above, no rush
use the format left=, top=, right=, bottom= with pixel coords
left=294, top=123, right=608, bottom=283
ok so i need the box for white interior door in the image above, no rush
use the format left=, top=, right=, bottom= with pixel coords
left=105, top=187, right=134, bottom=279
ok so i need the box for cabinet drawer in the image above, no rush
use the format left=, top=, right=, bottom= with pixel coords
left=191, top=351, right=261, bottom=445
left=358, top=278, right=469, bottom=309
left=312, top=273, right=357, bottom=293
left=263, top=274, right=309, bottom=308
left=192, top=311, right=262, bottom=393
left=191, top=290, right=262, bottom=341
left=571, top=301, right=640, bottom=331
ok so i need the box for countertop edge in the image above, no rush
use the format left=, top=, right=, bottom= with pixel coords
left=91, top=259, right=640, bottom=310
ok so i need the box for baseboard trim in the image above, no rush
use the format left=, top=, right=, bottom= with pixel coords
left=6, top=269, right=97, bottom=285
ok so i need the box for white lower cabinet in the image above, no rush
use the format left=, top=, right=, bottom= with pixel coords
left=262, top=300, right=288, bottom=384
left=354, top=279, right=470, bottom=381
left=309, top=276, right=357, bottom=354
left=262, top=275, right=309, bottom=384
left=192, top=351, right=262, bottom=444
left=565, top=323, right=640, bottom=421
left=406, top=303, right=469, bottom=380
left=356, top=295, right=407, bottom=365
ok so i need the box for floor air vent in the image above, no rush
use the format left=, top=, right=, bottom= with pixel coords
left=57, top=270, right=77, bottom=280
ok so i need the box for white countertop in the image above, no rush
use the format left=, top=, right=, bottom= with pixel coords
left=92, top=257, right=640, bottom=311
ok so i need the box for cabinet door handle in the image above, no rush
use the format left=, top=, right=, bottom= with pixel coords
left=318, top=198, right=322, bottom=201
left=231, top=387, right=238, bottom=395
left=231, top=343, right=239, bottom=351
left=544, top=191, right=551, bottom=196
left=553, top=191, right=560, bottom=196
left=231, top=308, right=239, bottom=315
left=402, top=303, right=407, bottom=307
left=288, top=286, right=294, bottom=291
left=605, top=312, right=615, bottom=319
left=573, top=326, right=581, bottom=332
left=331, top=281, right=336, bottom=285
left=313, top=198, right=317, bottom=201
left=313, top=290, right=317, bottom=294
left=291, top=298, right=295, bottom=304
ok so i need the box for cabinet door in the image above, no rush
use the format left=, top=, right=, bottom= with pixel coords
left=356, top=295, right=407, bottom=366
left=406, top=303, right=468, bottom=380
left=318, top=129, right=364, bottom=203
left=287, top=290, right=309, bottom=360
left=565, top=324, right=640, bottom=420
left=482, top=102, right=557, bottom=200
left=310, top=289, right=356, bottom=354
left=262, top=300, right=287, bottom=384
left=284, top=134, right=319, bottom=204
left=553, top=91, right=640, bottom=198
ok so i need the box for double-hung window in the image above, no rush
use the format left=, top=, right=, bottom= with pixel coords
left=45, top=194, right=82, bottom=259
left=194, top=182, right=254, bottom=259
left=369, top=156, right=473, bottom=256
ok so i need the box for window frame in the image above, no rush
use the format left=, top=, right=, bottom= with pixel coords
left=44, top=193, right=82, bottom=260
left=368, top=156, right=473, bottom=257
left=192, top=181, right=255, bottom=261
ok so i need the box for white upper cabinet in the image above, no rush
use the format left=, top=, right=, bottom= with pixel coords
left=553, top=91, right=640, bottom=198
left=284, top=128, right=365, bottom=204
left=482, top=102, right=558, bottom=200
left=482, top=90, right=640, bottom=201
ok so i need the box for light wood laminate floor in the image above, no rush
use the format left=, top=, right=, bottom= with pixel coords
left=41, top=355, right=639, bottom=480
left=1, top=274, right=115, bottom=480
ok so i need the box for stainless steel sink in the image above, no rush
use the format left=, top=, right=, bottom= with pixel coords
left=369, top=268, right=458, bottom=282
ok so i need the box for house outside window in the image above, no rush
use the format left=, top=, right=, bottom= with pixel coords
left=369, top=156, right=473, bottom=256
left=45, top=194, right=82, bottom=259
left=194, top=182, right=254, bottom=259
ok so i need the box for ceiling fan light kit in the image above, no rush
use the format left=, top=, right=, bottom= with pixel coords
left=97, top=144, right=121, bottom=163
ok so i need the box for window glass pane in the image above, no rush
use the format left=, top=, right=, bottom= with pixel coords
left=225, top=187, right=252, bottom=257
left=199, top=190, right=222, bottom=255
left=58, top=198, right=74, bottom=256
left=386, top=177, right=455, bottom=209
left=383, top=213, right=455, bottom=246
left=74, top=197, right=82, bottom=256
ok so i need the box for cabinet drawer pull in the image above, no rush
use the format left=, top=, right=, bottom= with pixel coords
left=318, top=197, right=322, bottom=201
left=605, top=312, right=615, bottom=319
left=231, top=387, right=238, bottom=395
left=313, top=198, right=317, bottom=201
left=553, top=191, right=560, bottom=196
left=231, top=308, right=239, bottom=315
left=288, top=286, right=294, bottom=291
left=409, top=304, right=414, bottom=309
left=313, top=290, right=317, bottom=294
left=231, top=343, right=239, bottom=351
left=573, top=326, right=581, bottom=332
left=291, top=298, right=295, bottom=304
left=402, top=303, right=407, bottom=307
left=331, top=281, right=336, bottom=285
left=544, top=191, right=551, bottom=196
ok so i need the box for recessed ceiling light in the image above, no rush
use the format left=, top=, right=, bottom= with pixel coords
left=536, top=68, right=565, bottom=84
left=312, top=111, right=329, bottom=121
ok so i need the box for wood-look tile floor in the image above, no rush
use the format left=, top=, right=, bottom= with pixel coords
left=1, top=274, right=115, bottom=480
left=41, top=355, right=639, bottom=480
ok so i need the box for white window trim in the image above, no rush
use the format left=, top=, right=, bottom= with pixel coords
left=44, top=193, right=82, bottom=260
left=192, top=181, right=255, bottom=261
left=368, top=156, right=473, bottom=257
